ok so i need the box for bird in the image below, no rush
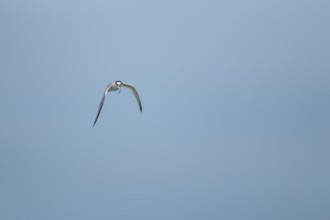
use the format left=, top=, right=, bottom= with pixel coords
left=93, top=80, right=142, bottom=126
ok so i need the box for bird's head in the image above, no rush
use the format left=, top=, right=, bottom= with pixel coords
left=115, top=80, right=122, bottom=93
left=115, top=80, right=122, bottom=88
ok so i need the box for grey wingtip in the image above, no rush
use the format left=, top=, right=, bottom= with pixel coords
left=93, top=119, right=98, bottom=127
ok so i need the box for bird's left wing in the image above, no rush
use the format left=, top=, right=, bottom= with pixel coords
left=122, top=83, right=143, bottom=112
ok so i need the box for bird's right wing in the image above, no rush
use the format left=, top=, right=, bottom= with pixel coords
left=93, top=83, right=114, bottom=127
left=93, top=93, right=106, bottom=127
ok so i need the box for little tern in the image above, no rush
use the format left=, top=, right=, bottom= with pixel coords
left=93, top=81, right=142, bottom=126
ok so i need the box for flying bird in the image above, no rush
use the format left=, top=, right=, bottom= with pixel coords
left=93, top=81, right=142, bottom=126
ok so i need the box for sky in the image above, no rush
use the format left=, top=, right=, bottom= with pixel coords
left=0, top=0, right=329, bottom=219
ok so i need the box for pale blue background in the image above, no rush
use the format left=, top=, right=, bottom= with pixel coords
left=1, top=0, right=329, bottom=219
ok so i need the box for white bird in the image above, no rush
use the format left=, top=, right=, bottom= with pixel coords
left=93, top=81, right=142, bottom=126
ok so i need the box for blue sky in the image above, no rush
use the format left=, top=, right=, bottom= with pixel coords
left=1, top=0, right=329, bottom=219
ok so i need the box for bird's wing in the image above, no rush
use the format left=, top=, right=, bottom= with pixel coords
left=93, top=84, right=114, bottom=127
left=122, top=83, right=143, bottom=112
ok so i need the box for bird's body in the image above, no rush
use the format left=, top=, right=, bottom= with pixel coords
left=93, top=80, right=142, bottom=126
